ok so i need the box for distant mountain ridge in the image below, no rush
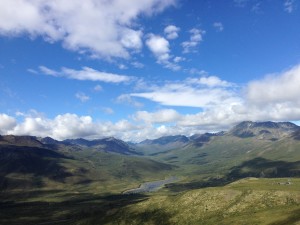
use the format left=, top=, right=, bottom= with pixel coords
left=0, top=135, right=138, bottom=155
left=62, top=137, right=139, bottom=155
left=1, top=120, right=300, bottom=192
left=228, top=121, right=299, bottom=140
left=139, top=135, right=189, bottom=145
left=0, top=121, right=299, bottom=153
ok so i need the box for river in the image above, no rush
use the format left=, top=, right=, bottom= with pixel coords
left=123, top=176, right=178, bottom=194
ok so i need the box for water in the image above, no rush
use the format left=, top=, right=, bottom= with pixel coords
left=123, top=176, right=178, bottom=194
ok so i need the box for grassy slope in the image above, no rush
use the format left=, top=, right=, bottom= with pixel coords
left=103, top=178, right=300, bottom=225
left=151, top=135, right=300, bottom=178
left=2, top=178, right=300, bottom=225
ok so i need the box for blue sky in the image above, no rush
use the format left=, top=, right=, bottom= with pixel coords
left=0, top=0, right=300, bottom=141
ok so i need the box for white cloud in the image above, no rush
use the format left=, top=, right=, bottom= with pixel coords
left=186, top=76, right=233, bottom=87
left=284, top=0, right=296, bottom=13
left=247, top=65, right=300, bottom=105
left=27, top=68, right=38, bottom=74
left=173, top=56, right=185, bottom=63
left=164, top=25, right=180, bottom=39
left=118, top=64, right=128, bottom=70
left=75, top=92, right=90, bottom=102
left=134, top=109, right=181, bottom=123
left=0, top=0, right=176, bottom=59
left=181, top=28, right=205, bottom=53
left=3, top=65, right=300, bottom=142
left=0, top=112, right=141, bottom=141
left=116, top=94, right=144, bottom=108
left=146, top=34, right=180, bottom=70
left=0, top=114, right=17, bottom=133
left=146, top=34, right=170, bottom=58
left=213, top=22, right=224, bottom=32
left=40, top=66, right=132, bottom=83
left=131, top=61, right=144, bottom=68
left=94, top=85, right=103, bottom=92
left=131, top=75, right=238, bottom=108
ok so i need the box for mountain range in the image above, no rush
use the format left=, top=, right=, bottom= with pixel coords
left=1, top=121, right=300, bottom=224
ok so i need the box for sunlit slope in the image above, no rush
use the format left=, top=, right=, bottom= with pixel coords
left=103, top=178, right=300, bottom=225
left=151, top=122, right=300, bottom=179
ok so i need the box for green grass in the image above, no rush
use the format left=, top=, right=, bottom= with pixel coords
left=1, top=178, right=300, bottom=224
left=103, top=178, right=300, bottom=225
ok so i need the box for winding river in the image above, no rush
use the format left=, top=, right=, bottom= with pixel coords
left=123, top=176, right=178, bottom=194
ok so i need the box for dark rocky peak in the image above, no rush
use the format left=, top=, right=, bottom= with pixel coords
left=0, top=135, right=43, bottom=147
left=190, top=133, right=216, bottom=142
left=40, top=137, right=60, bottom=145
left=140, top=135, right=189, bottom=145
left=63, top=137, right=137, bottom=155
left=62, top=138, right=92, bottom=146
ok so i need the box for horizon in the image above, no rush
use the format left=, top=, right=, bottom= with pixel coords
left=1, top=0, right=300, bottom=142
left=1, top=120, right=299, bottom=143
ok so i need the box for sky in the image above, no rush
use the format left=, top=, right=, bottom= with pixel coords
left=0, top=0, right=300, bottom=142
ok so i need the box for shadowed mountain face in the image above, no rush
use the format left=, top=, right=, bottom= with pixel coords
left=139, top=135, right=190, bottom=146
left=0, top=135, right=43, bottom=147
left=0, top=145, right=72, bottom=190
left=62, top=137, right=140, bottom=155
left=0, top=145, right=70, bottom=177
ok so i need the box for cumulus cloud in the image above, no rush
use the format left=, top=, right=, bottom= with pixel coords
left=0, top=114, right=17, bottom=133
left=164, top=25, right=180, bottom=39
left=213, top=22, right=224, bottom=32
left=246, top=64, right=300, bottom=105
left=39, top=66, right=132, bottom=83
left=0, top=0, right=176, bottom=59
left=0, top=112, right=143, bottom=141
left=146, top=34, right=170, bottom=60
left=182, top=28, right=205, bottom=53
left=2, top=65, right=300, bottom=142
left=75, top=92, right=90, bottom=102
left=146, top=34, right=180, bottom=70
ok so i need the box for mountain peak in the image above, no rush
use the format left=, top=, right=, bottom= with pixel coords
left=229, top=121, right=299, bottom=139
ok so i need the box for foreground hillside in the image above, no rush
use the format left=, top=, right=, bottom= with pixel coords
left=103, top=178, right=300, bottom=225
left=1, top=178, right=300, bottom=225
